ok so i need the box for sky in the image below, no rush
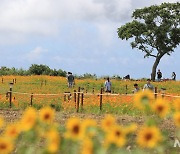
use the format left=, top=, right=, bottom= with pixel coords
left=0, top=0, right=179, bottom=79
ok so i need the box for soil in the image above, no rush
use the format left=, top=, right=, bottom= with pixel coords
left=0, top=109, right=176, bottom=139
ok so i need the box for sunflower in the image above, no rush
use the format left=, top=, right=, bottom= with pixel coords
left=0, top=137, right=14, bottom=154
left=173, top=112, right=180, bottom=127
left=136, top=126, right=162, bottom=148
left=20, top=107, right=37, bottom=131
left=101, top=114, right=116, bottom=132
left=65, top=117, right=83, bottom=140
left=4, top=123, right=21, bottom=139
left=151, top=98, right=169, bottom=118
left=82, top=119, right=97, bottom=138
left=134, top=90, right=154, bottom=109
left=46, top=128, right=60, bottom=153
left=81, top=138, right=93, bottom=154
left=105, top=125, right=126, bottom=148
left=173, top=99, right=180, bottom=111
left=124, top=123, right=137, bottom=134
left=39, top=106, right=55, bottom=124
left=0, top=116, right=4, bottom=128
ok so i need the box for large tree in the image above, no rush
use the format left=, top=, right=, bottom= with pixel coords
left=117, top=2, right=180, bottom=80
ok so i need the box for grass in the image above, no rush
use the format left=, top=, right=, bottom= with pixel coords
left=0, top=75, right=180, bottom=113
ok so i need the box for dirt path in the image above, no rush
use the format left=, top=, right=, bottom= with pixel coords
left=0, top=109, right=176, bottom=140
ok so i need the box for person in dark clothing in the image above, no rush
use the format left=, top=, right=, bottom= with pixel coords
left=172, top=72, right=176, bottom=81
left=157, top=69, right=162, bottom=81
left=67, top=72, right=74, bottom=88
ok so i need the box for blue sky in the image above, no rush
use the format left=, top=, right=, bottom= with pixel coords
left=0, top=0, right=179, bottom=79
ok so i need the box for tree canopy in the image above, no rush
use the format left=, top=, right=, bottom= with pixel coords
left=117, top=2, right=180, bottom=80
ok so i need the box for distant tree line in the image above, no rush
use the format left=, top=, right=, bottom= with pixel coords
left=0, top=64, right=124, bottom=80
left=0, top=64, right=67, bottom=77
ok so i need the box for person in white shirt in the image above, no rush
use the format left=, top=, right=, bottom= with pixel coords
left=143, top=79, right=154, bottom=91
left=104, top=77, right=112, bottom=93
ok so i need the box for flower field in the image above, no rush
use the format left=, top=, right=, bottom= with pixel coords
left=0, top=76, right=180, bottom=153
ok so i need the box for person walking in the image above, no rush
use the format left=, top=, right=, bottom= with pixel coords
left=143, top=79, right=154, bottom=91
left=172, top=72, right=176, bottom=81
left=104, top=77, right=112, bottom=93
left=157, top=69, right=162, bottom=82
left=67, top=72, right=74, bottom=88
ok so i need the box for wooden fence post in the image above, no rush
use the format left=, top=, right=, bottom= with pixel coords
left=41, top=81, right=43, bottom=87
left=125, top=85, right=127, bottom=95
left=74, top=90, right=76, bottom=108
left=68, top=93, right=71, bottom=101
left=76, top=87, right=80, bottom=112
left=1, top=78, right=3, bottom=83
left=162, top=93, right=165, bottom=98
left=30, top=93, right=33, bottom=106
left=100, top=87, right=103, bottom=111
left=154, top=87, right=157, bottom=99
left=64, top=94, right=66, bottom=101
left=9, top=87, right=12, bottom=108
left=81, top=93, right=84, bottom=110
left=92, top=88, right=94, bottom=94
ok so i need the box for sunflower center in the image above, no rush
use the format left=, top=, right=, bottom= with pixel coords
left=10, top=129, right=17, bottom=135
left=178, top=117, right=180, bottom=123
left=73, top=125, right=79, bottom=134
left=0, top=143, right=7, bottom=150
left=115, top=130, right=121, bottom=137
left=44, top=113, right=50, bottom=120
left=157, top=105, right=164, bottom=112
left=145, top=133, right=152, bottom=141
left=141, top=96, right=149, bottom=104
left=106, top=121, right=111, bottom=126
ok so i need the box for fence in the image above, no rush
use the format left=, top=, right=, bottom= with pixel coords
left=0, top=86, right=180, bottom=112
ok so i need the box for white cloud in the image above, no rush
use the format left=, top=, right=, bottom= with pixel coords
left=0, top=0, right=179, bottom=45
left=25, top=46, right=48, bottom=62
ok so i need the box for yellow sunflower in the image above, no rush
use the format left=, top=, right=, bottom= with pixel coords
left=124, top=123, right=137, bottom=134
left=134, top=90, right=154, bottom=109
left=4, top=123, right=21, bottom=139
left=81, top=138, right=93, bottom=154
left=20, top=107, right=37, bottom=131
left=39, top=106, right=55, bottom=124
left=46, top=128, right=60, bottom=153
left=82, top=119, right=97, bottom=138
left=0, top=137, right=14, bottom=154
left=65, top=117, right=83, bottom=140
left=105, top=125, right=126, bottom=148
left=101, top=114, right=116, bottom=132
left=173, top=99, right=180, bottom=111
left=151, top=98, right=169, bottom=118
left=173, top=112, right=180, bottom=127
left=0, top=116, right=4, bottom=128
left=136, top=126, right=162, bottom=148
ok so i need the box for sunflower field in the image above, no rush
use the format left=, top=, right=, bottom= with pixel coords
left=0, top=76, right=180, bottom=153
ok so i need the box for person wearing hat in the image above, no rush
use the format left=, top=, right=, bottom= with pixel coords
left=143, top=79, right=154, bottom=91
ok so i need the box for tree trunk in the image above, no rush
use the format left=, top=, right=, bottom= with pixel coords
left=151, top=54, right=164, bottom=81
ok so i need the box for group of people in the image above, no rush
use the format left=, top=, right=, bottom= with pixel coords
left=104, top=77, right=154, bottom=94
left=67, top=71, right=177, bottom=93
left=156, top=69, right=176, bottom=81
